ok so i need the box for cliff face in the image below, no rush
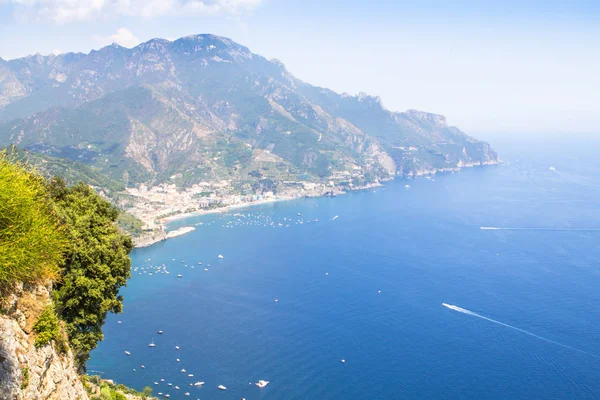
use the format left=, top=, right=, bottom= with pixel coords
left=0, top=283, right=88, bottom=400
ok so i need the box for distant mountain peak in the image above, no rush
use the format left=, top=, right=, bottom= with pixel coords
left=356, top=92, right=381, bottom=102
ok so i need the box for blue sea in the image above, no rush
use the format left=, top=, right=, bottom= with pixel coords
left=90, top=135, right=600, bottom=400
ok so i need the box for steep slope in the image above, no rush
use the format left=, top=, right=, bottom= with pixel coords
left=0, top=283, right=88, bottom=400
left=0, top=34, right=499, bottom=188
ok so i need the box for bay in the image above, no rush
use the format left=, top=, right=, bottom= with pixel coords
left=90, top=135, right=600, bottom=400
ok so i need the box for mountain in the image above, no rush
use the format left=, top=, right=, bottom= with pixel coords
left=0, top=35, right=499, bottom=189
left=7, top=146, right=124, bottom=192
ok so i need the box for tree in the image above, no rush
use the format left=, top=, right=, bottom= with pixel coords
left=47, top=178, right=133, bottom=368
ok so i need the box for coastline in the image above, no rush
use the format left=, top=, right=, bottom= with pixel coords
left=132, top=182, right=382, bottom=248
left=160, top=194, right=300, bottom=224
left=131, top=161, right=500, bottom=248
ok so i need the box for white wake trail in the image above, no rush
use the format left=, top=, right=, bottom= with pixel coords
left=442, top=303, right=598, bottom=359
left=480, top=226, right=600, bottom=232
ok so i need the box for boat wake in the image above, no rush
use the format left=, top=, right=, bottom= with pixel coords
left=442, top=303, right=598, bottom=359
left=480, top=226, right=600, bottom=232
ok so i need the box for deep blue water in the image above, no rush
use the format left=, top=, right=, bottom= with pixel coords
left=91, top=136, right=600, bottom=400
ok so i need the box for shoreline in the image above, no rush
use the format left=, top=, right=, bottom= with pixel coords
left=160, top=180, right=385, bottom=225
left=132, top=182, right=382, bottom=248
left=132, top=162, right=500, bottom=248
left=160, top=195, right=301, bottom=224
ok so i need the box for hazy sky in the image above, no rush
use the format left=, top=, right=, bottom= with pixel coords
left=1, top=0, right=599, bottom=135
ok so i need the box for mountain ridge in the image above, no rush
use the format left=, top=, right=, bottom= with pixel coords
left=0, top=33, right=500, bottom=190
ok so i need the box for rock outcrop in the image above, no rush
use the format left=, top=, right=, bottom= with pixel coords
left=0, top=283, right=88, bottom=400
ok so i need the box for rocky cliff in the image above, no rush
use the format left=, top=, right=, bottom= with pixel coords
left=0, top=283, right=88, bottom=400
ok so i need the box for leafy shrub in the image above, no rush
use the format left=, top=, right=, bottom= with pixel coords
left=20, top=367, right=29, bottom=390
left=0, top=151, right=66, bottom=287
left=142, top=386, right=153, bottom=396
left=32, top=306, right=60, bottom=347
left=100, top=385, right=114, bottom=400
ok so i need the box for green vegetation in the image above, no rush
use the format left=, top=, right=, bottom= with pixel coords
left=117, top=212, right=144, bottom=237
left=48, top=178, right=133, bottom=368
left=7, top=147, right=125, bottom=193
left=143, top=386, right=153, bottom=397
left=0, top=155, right=133, bottom=372
left=84, top=377, right=152, bottom=400
left=32, top=305, right=60, bottom=347
left=20, top=367, right=29, bottom=390
left=0, top=150, right=66, bottom=287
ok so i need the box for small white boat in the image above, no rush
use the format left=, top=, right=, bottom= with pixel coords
left=176, top=359, right=180, bottom=362
left=177, top=274, right=183, bottom=278
left=175, top=345, right=180, bottom=350
left=141, top=365, right=145, bottom=369
left=184, top=393, right=190, bottom=396
left=124, top=351, right=131, bottom=356
left=117, top=321, right=122, bottom=324
left=149, top=338, right=156, bottom=347
left=218, top=254, right=224, bottom=259
left=218, top=385, right=227, bottom=390
left=175, top=386, right=180, bottom=390
left=154, top=382, right=159, bottom=385
left=181, top=369, right=186, bottom=373
left=194, top=382, right=205, bottom=386
left=157, top=330, right=164, bottom=334
left=341, top=359, right=346, bottom=363
left=404, top=184, right=410, bottom=188
left=256, top=380, right=270, bottom=388
left=188, top=374, right=193, bottom=377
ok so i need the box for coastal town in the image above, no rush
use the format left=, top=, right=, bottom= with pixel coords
left=117, top=177, right=382, bottom=245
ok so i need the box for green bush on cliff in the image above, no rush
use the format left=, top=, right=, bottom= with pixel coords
left=48, top=178, right=133, bottom=368
left=0, top=151, right=66, bottom=287
left=0, top=155, right=133, bottom=371
left=100, top=385, right=114, bottom=400
left=32, top=306, right=60, bottom=347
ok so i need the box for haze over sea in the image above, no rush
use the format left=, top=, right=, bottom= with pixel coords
left=91, top=135, right=600, bottom=400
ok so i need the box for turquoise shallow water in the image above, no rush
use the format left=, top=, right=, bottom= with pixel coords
left=91, top=136, right=600, bottom=399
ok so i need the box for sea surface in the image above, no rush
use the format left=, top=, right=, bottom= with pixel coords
left=91, top=135, right=600, bottom=400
